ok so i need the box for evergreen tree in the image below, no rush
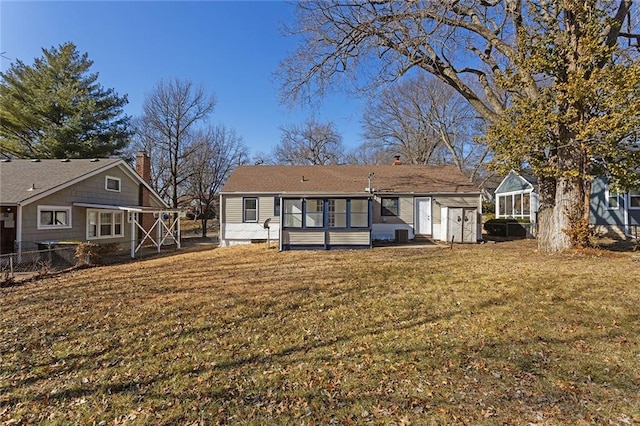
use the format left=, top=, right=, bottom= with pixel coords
left=0, top=42, right=131, bottom=158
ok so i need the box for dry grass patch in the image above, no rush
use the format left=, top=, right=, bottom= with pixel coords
left=1, top=241, right=639, bottom=424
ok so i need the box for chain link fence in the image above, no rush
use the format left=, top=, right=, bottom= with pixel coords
left=0, top=239, right=187, bottom=284
left=0, top=245, right=77, bottom=282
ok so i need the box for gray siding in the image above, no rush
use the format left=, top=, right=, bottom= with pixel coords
left=372, top=193, right=480, bottom=226
left=372, top=195, right=414, bottom=225
left=223, top=195, right=281, bottom=225
left=20, top=167, right=154, bottom=250
left=282, top=230, right=324, bottom=245
left=225, top=197, right=244, bottom=224
left=328, top=230, right=369, bottom=245
left=432, top=194, right=481, bottom=224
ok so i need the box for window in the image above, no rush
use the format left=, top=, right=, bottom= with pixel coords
left=630, top=190, right=640, bottom=209
left=243, top=198, right=258, bottom=222
left=498, top=196, right=507, bottom=216
left=381, top=197, right=399, bottom=216
left=283, top=199, right=303, bottom=228
left=87, top=209, right=123, bottom=239
left=514, top=194, right=523, bottom=215
left=105, top=176, right=121, bottom=192
left=274, top=196, right=281, bottom=216
left=505, top=196, right=513, bottom=216
left=329, top=199, right=347, bottom=228
left=88, top=211, right=97, bottom=238
left=282, top=198, right=370, bottom=229
left=37, top=206, right=72, bottom=230
left=350, top=199, right=369, bottom=227
left=606, top=187, right=620, bottom=209
left=497, top=193, right=531, bottom=219
left=522, top=193, right=531, bottom=214
left=305, top=199, right=324, bottom=227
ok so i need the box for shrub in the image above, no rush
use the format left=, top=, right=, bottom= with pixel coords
left=75, top=242, right=118, bottom=265
left=483, top=218, right=528, bottom=238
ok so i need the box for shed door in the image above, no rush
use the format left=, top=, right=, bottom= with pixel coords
left=414, top=197, right=432, bottom=235
left=448, top=208, right=463, bottom=243
left=447, top=207, right=477, bottom=244
left=462, top=208, right=477, bottom=243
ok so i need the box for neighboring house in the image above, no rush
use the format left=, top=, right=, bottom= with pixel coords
left=219, top=164, right=482, bottom=250
left=590, top=176, right=640, bottom=238
left=0, top=153, right=180, bottom=257
left=495, top=170, right=640, bottom=238
left=494, top=170, right=539, bottom=223
left=477, top=173, right=505, bottom=205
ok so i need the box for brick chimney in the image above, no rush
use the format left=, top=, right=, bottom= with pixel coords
left=136, top=151, right=151, bottom=185
left=135, top=151, right=153, bottom=236
left=392, top=155, right=402, bottom=165
left=136, top=151, right=151, bottom=207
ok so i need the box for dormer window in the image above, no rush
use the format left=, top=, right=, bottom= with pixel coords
left=105, top=176, right=121, bottom=192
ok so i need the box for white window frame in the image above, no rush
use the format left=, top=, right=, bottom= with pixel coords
left=605, top=186, right=620, bottom=210
left=37, top=205, right=72, bottom=230
left=630, top=190, right=640, bottom=209
left=243, top=198, right=258, bottom=223
left=496, top=191, right=532, bottom=220
left=86, top=209, right=124, bottom=240
left=105, top=175, right=121, bottom=192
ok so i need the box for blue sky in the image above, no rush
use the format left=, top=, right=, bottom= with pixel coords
left=0, top=1, right=366, bottom=158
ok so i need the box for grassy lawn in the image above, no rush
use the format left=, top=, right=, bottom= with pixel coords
left=1, top=241, right=639, bottom=425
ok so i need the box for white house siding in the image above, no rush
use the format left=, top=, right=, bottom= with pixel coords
left=20, top=168, right=141, bottom=250
left=372, top=223, right=414, bottom=241
left=219, top=222, right=279, bottom=247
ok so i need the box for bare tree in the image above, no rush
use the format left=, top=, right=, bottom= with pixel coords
left=138, top=78, right=216, bottom=208
left=280, top=1, right=640, bottom=252
left=362, top=75, right=488, bottom=178
left=273, top=118, right=345, bottom=165
left=130, top=117, right=172, bottom=199
left=343, top=141, right=394, bottom=165
left=188, top=125, right=248, bottom=237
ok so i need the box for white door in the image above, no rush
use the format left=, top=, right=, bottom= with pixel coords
left=462, top=208, right=477, bottom=243
left=414, top=197, right=432, bottom=235
left=448, top=207, right=463, bottom=243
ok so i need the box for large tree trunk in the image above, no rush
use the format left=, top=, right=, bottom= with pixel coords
left=537, top=143, right=590, bottom=252
left=538, top=177, right=584, bottom=252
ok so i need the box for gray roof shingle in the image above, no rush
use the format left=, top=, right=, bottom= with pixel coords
left=221, top=164, right=479, bottom=195
left=0, top=158, right=123, bottom=204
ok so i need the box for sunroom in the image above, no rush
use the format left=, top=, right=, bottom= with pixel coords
left=494, top=170, right=539, bottom=223
left=279, top=197, right=373, bottom=250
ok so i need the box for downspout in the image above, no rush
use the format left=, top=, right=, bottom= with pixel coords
left=16, top=204, right=23, bottom=259
left=219, top=194, right=224, bottom=246
left=177, top=213, right=181, bottom=249
left=157, top=212, right=162, bottom=253
left=130, top=212, right=136, bottom=258
left=624, top=192, right=630, bottom=237
left=279, top=196, right=283, bottom=251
